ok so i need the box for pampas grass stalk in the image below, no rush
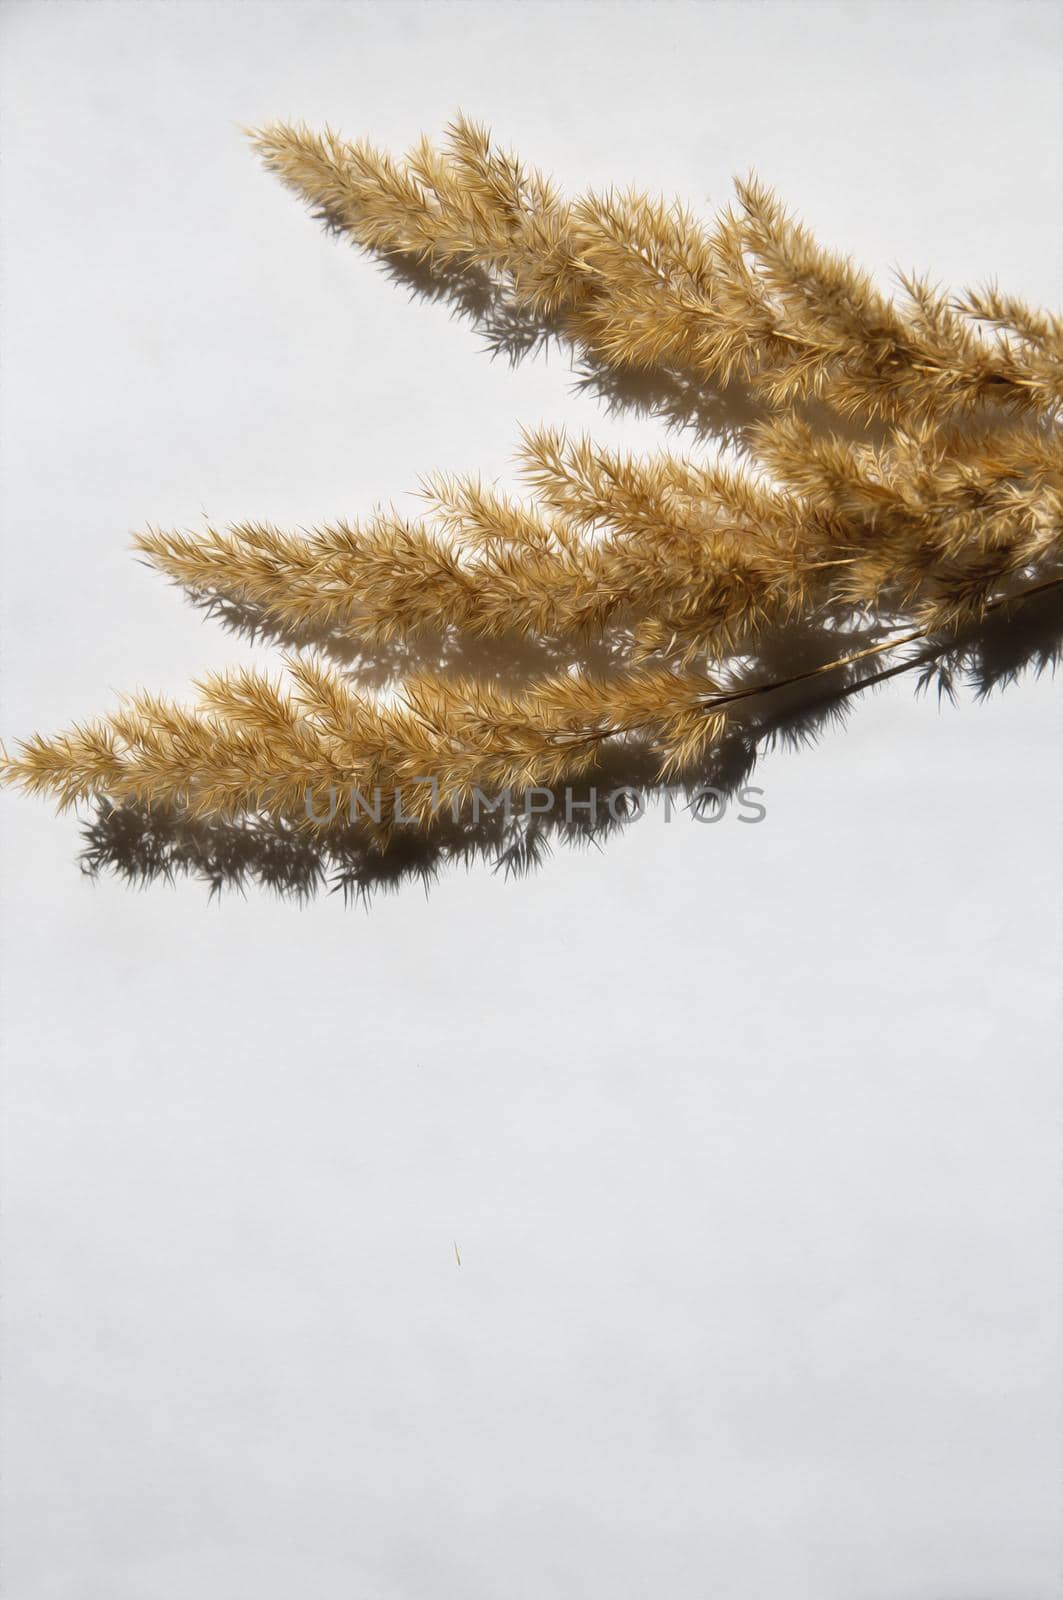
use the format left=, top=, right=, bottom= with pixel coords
left=133, top=416, right=1063, bottom=656
left=248, top=115, right=1063, bottom=424
left=6, top=575, right=1061, bottom=829
left=4, top=113, right=1061, bottom=856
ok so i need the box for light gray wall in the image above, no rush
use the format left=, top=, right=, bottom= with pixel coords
left=1, top=3, right=1060, bottom=1596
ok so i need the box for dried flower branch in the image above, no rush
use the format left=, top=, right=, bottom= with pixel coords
left=7, top=574, right=1060, bottom=830
left=133, top=416, right=1063, bottom=659
left=1, top=658, right=730, bottom=822
left=249, top=116, right=1063, bottom=423
left=5, top=115, right=1061, bottom=871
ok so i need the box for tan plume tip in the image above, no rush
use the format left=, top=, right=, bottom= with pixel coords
left=247, top=117, right=1062, bottom=425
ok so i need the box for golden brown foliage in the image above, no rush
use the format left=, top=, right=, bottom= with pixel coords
left=5, top=116, right=1062, bottom=843
left=249, top=116, right=1062, bottom=424
left=133, top=419, right=1063, bottom=655
left=2, top=660, right=729, bottom=824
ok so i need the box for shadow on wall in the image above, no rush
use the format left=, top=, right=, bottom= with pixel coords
left=373, top=247, right=771, bottom=444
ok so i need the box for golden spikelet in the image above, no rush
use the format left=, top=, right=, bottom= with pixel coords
left=134, top=413, right=1062, bottom=658
left=248, top=116, right=1062, bottom=424
left=2, top=659, right=732, bottom=825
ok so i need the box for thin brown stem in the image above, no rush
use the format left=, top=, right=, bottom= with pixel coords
left=566, top=572, right=1063, bottom=751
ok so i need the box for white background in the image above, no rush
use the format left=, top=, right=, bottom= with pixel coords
left=1, top=2, right=1061, bottom=1596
